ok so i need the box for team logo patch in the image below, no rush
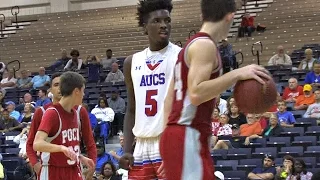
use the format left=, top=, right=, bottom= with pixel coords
left=146, top=59, right=163, bottom=70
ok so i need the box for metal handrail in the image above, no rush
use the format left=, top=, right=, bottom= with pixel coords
left=188, top=30, right=196, bottom=39
left=175, top=41, right=182, bottom=48
left=6, top=60, right=21, bottom=78
left=11, top=6, right=20, bottom=28
left=0, top=14, right=5, bottom=37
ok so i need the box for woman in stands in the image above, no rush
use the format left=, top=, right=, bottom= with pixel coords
left=97, top=161, right=120, bottom=180
left=18, top=103, right=34, bottom=124
left=228, top=103, right=247, bottom=128
left=211, top=113, right=232, bottom=148
left=291, top=159, right=313, bottom=180
left=275, top=155, right=295, bottom=180
left=261, top=113, right=284, bottom=137
left=211, top=107, right=220, bottom=131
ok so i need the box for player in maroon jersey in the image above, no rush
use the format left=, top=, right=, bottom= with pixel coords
left=33, top=72, right=94, bottom=180
left=159, top=0, right=272, bottom=179
left=26, top=72, right=97, bottom=179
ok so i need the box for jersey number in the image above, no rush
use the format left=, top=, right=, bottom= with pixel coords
left=174, top=62, right=183, bottom=101
left=67, top=145, right=80, bottom=165
left=145, top=90, right=158, bottom=116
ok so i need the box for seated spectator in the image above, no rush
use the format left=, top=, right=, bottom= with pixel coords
left=109, top=134, right=124, bottom=168
left=255, top=113, right=268, bottom=130
left=102, top=49, right=118, bottom=70
left=304, top=90, right=320, bottom=118
left=277, top=100, right=296, bottom=128
left=216, top=94, right=227, bottom=115
left=248, top=154, right=276, bottom=180
left=64, top=49, right=83, bottom=71
left=291, top=159, right=313, bottom=180
left=0, top=70, right=17, bottom=93
left=6, top=101, right=21, bottom=121
left=91, top=98, right=115, bottom=143
left=15, top=93, right=35, bottom=113
left=105, top=63, right=124, bottom=84
left=275, top=155, right=295, bottom=180
left=97, top=161, right=121, bottom=180
left=219, top=39, right=236, bottom=72
left=84, top=55, right=101, bottom=83
left=0, top=109, right=21, bottom=132
left=13, top=125, right=30, bottom=158
left=16, top=70, right=32, bottom=89
left=261, top=113, right=284, bottom=137
left=282, top=78, right=303, bottom=103
left=0, top=91, right=4, bottom=112
left=35, top=88, right=51, bottom=108
left=268, top=45, right=292, bottom=66
left=294, top=84, right=315, bottom=110
left=107, top=90, right=125, bottom=136
left=18, top=103, right=34, bottom=124
left=311, top=171, right=320, bottom=180
left=239, top=13, right=255, bottom=37
left=211, top=107, right=220, bottom=132
left=305, top=60, right=320, bottom=89
left=0, top=61, right=6, bottom=81
left=298, top=48, right=316, bottom=71
left=212, top=114, right=232, bottom=146
left=228, top=104, right=247, bottom=127
left=95, top=143, right=113, bottom=173
left=49, top=49, right=70, bottom=70
left=31, top=67, right=50, bottom=89
left=82, top=103, right=97, bottom=131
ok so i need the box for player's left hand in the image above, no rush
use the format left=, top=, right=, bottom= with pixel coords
left=79, top=155, right=95, bottom=171
left=157, top=162, right=166, bottom=177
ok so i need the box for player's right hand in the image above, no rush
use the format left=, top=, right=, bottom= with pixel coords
left=237, top=64, right=272, bottom=85
left=60, top=145, right=77, bottom=161
left=33, top=162, right=42, bottom=175
left=119, top=153, right=134, bottom=170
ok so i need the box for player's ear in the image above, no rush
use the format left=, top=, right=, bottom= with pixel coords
left=225, top=12, right=235, bottom=23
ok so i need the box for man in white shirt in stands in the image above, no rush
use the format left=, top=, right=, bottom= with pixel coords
left=0, top=70, right=17, bottom=94
left=268, top=45, right=292, bottom=66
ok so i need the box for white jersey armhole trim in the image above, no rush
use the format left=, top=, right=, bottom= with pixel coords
left=45, top=107, right=62, bottom=143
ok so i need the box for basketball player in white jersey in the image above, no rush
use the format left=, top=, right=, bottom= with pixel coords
left=120, top=0, right=181, bottom=179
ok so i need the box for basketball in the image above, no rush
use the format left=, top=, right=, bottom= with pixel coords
left=234, top=78, right=277, bottom=113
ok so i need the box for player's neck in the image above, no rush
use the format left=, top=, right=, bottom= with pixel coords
left=149, top=41, right=169, bottom=51
left=59, top=97, right=75, bottom=113
left=200, top=22, right=225, bottom=43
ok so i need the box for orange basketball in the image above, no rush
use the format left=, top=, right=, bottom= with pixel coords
left=234, top=78, right=277, bottom=113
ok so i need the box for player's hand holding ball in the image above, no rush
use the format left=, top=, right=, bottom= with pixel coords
left=236, top=64, right=271, bottom=84
left=119, top=153, right=134, bottom=170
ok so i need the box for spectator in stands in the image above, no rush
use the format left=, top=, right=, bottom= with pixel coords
left=31, top=67, right=50, bottom=89
left=277, top=100, right=296, bottom=128
left=228, top=104, right=247, bottom=128
left=13, top=125, right=30, bottom=158
left=35, top=88, right=51, bottom=107
left=211, top=107, right=220, bottom=132
left=16, top=70, right=32, bottom=89
left=49, top=49, right=70, bottom=70
left=305, top=60, right=320, bottom=89
left=268, top=45, right=292, bottom=66
left=211, top=114, right=232, bottom=146
left=64, top=49, right=83, bottom=71
left=0, top=61, right=6, bottom=81
left=298, top=48, right=316, bottom=71
left=98, top=161, right=121, bottom=180
left=226, top=96, right=235, bottom=113
left=291, top=159, right=313, bottom=180
left=239, top=13, right=255, bottom=37
left=109, top=134, right=124, bottom=168
left=105, top=63, right=124, bottom=84
left=6, top=101, right=20, bottom=121
left=248, top=154, right=276, bottom=180
left=0, top=92, right=4, bottom=112
left=0, top=70, right=17, bottom=93
left=282, top=78, right=303, bottom=103
left=294, top=84, right=315, bottom=110
left=216, top=94, right=228, bottom=115
left=219, top=39, right=236, bottom=72
left=15, top=93, right=35, bottom=113
left=82, top=103, right=97, bottom=131
left=18, top=103, right=34, bottom=125
left=304, top=90, right=320, bottom=118
left=84, top=55, right=101, bottom=83
left=107, top=90, right=125, bottom=136
left=0, top=109, right=21, bottom=132
left=275, top=155, right=295, bottom=180
left=255, top=113, right=268, bottom=129
left=102, top=49, right=118, bottom=70
left=95, top=142, right=113, bottom=173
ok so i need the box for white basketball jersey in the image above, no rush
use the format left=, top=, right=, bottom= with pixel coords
left=131, top=42, right=181, bottom=138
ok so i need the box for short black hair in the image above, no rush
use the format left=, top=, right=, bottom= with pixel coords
left=38, top=88, right=48, bottom=95
left=106, top=49, right=112, bottom=52
left=60, top=72, right=86, bottom=97
left=50, top=72, right=62, bottom=86
left=137, top=0, right=173, bottom=27
left=201, top=0, right=237, bottom=22
left=70, top=49, right=80, bottom=57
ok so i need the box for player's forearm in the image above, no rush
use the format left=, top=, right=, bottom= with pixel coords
left=189, top=70, right=240, bottom=106
left=33, top=139, right=64, bottom=153
left=26, top=141, right=39, bottom=166
left=123, top=111, right=135, bottom=154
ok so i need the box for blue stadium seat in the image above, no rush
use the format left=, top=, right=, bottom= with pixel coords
left=301, top=157, right=316, bottom=168
left=295, top=118, right=317, bottom=130
left=278, top=146, right=304, bottom=157
left=291, top=136, right=317, bottom=150
left=223, top=170, right=246, bottom=180
left=215, top=160, right=238, bottom=171
left=280, top=127, right=304, bottom=138
left=274, top=158, right=283, bottom=167
left=226, top=148, right=252, bottom=160
left=267, top=137, right=291, bottom=149
left=237, top=159, right=262, bottom=172
left=305, top=126, right=320, bottom=136
left=211, top=149, right=227, bottom=161
left=252, top=147, right=277, bottom=159
left=304, top=146, right=320, bottom=157
left=245, top=138, right=266, bottom=149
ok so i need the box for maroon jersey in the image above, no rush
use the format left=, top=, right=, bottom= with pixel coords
left=38, top=103, right=80, bottom=167
left=167, top=32, right=222, bottom=136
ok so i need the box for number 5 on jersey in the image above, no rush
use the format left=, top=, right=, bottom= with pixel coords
left=145, top=89, right=158, bottom=116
